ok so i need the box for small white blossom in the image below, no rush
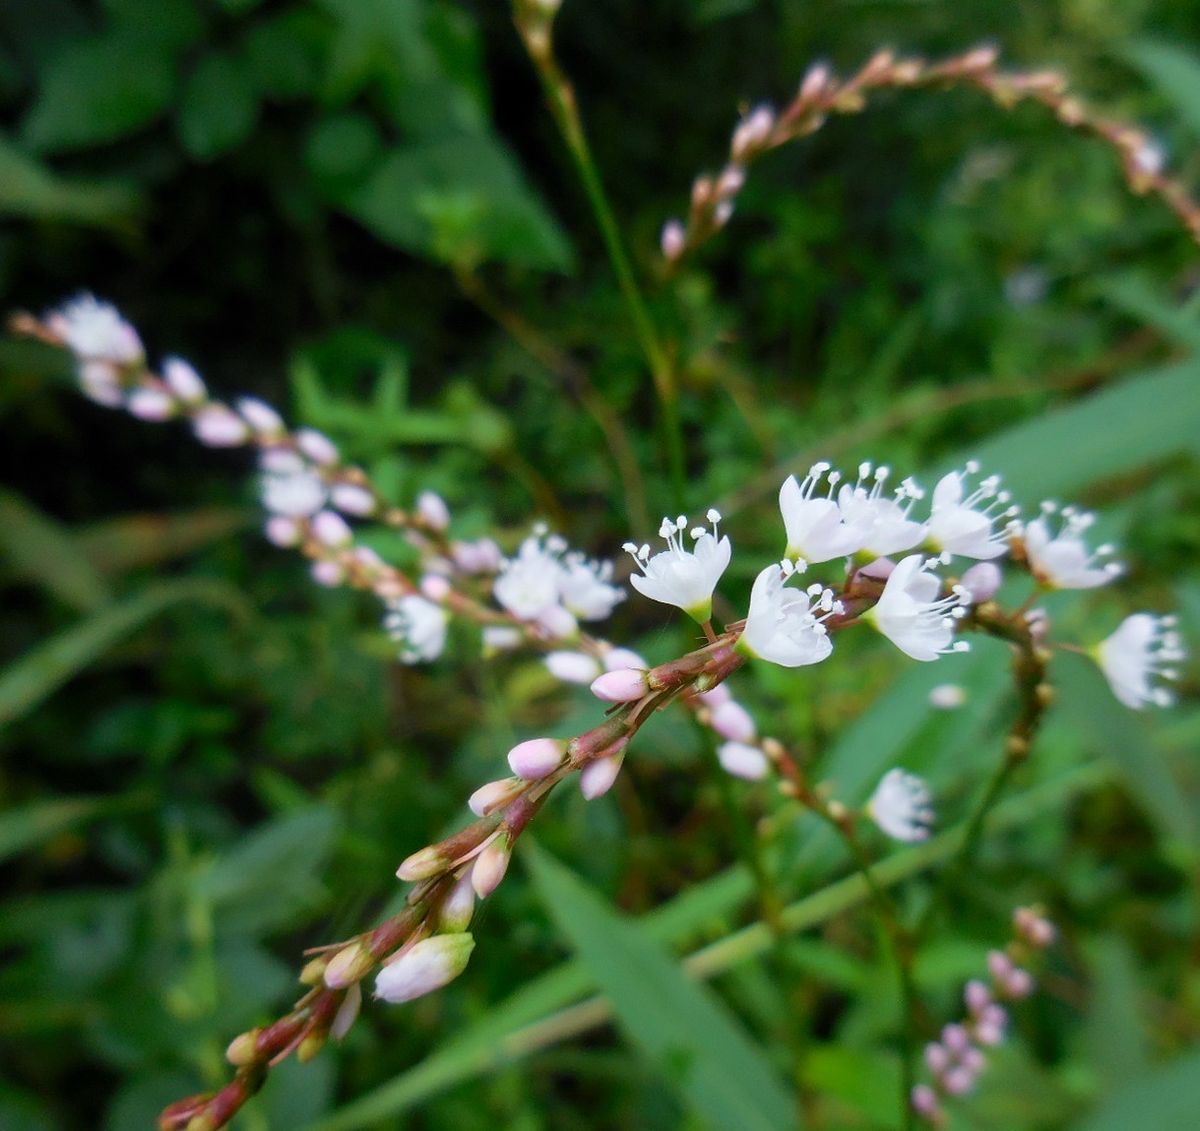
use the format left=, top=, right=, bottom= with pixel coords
left=558, top=554, right=625, bottom=621
left=869, top=554, right=970, bottom=662
left=296, top=427, right=339, bottom=465
left=330, top=482, right=377, bottom=516
left=374, top=934, right=475, bottom=1003
left=237, top=396, right=284, bottom=435
left=385, top=595, right=449, bottom=663
left=736, top=563, right=838, bottom=668
left=837, top=463, right=927, bottom=557
left=162, top=357, right=207, bottom=403
left=1095, top=613, right=1185, bottom=709
left=260, top=453, right=327, bottom=517
left=79, top=361, right=123, bottom=406
left=126, top=387, right=175, bottom=421
left=779, top=463, right=861, bottom=564
left=926, top=462, right=1017, bottom=561
left=48, top=294, right=143, bottom=364
left=192, top=404, right=250, bottom=447
left=494, top=533, right=566, bottom=621
left=416, top=490, right=451, bottom=531
left=1021, top=503, right=1121, bottom=589
left=624, top=509, right=731, bottom=623
left=580, top=751, right=625, bottom=799
left=867, top=769, right=934, bottom=841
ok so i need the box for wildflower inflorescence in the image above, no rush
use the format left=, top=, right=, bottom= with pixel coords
left=15, top=294, right=1186, bottom=1131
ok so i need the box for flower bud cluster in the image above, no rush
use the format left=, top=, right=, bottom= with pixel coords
left=912, top=906, right=1056, bottom=1126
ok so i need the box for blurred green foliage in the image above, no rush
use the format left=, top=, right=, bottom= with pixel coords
left=2, top=0, right=1200, bottom=1128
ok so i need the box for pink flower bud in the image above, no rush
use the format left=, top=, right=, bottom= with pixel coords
left=960, top=561, right=1002, bottom=602
left=717, top=741, right=769, bottom=781
left=545, top=650, right=601, bottom=684
left=127, top=387, right=175, bottom=421
left=590, top=667, right=648, bottom=703
left=420, top=574, right=451, bottom=602
left=237, top=396, right=284, bottom=435
left=924, top=1042, right=949, bottom=1074
left=507, top=737, right=565, bottom=780
left=697, top=683, right=731, bottom=707
left=296, top=427, right=339, bottom=465
left=661, top=219, right=686, bottom=261
left=1003, top=967, right=1034, bottom=999
left=330, top=982, right=362, bottom=1041
left=79, top=361, right=123, bottom=406
left=710, top=699, right=757, bottom=742
left=911, top=1084, right=940, bottom=1120
left=604, top=647, right=647, bottom=671
left=580, top=750, right=625, bottom=800
left=373, top=933, right=475, bottom=1003
left=331, top=483, right=377, bottom=516
left=265, top=516, right=302, bottom=547
left=928, top=683, right=967, bottom=710
left=437, top=872, right=477, bottom=933
left=471, top=836, right=511, bottom=898
left=857, top=555, right=896, bottom=581
left=323, top=942, right=373, bottom=988
left=941, top=1023, right=970, bottom=1054
left=716, top=165, right=745, bottom=198
left=536, top=603, right=577, bottom=640
left=311, top=559, right=344, bottom=587
left=163, top=357, right=207, bottom=403
left=986, top=949, right=1013, bottom=983
left=193, top=405, right=250, bottom=447
left=467, top=777, right=525, bottom=817
left=312, top=510, right=353, bottom=547
left=416, top=490, right=451, bottom=531
left=942, top=1065, right=976, bottom=1096
left=964, top=979, right=991, bottom=1015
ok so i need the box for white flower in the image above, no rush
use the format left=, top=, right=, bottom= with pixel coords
left=736, top=563, right=837, bottom=668
left=624, top=510, right=731, bottom=623
left=48, top=294, right=143, bottom=364
left=237, top=396, right=284, bottom=435
left=385, top=595, right=448, bottom=663
left=1021, top=503, right=1121, bottom=589
left=926, top=462, right=1017, bottom=560
left=494, top=533, right=566, bottom=621
left=374, top=934, right=475, bottom=1003
left=836, top=463, right=927, bottom=558
left=260, top=452, right=327, bottom=517
left=545, top=650, right=601, bottom=684
left=558, top=554, right=625, bottom=621
left=868, top=554, right=970, bottom=661
left=867, top=769, right=934, bottom=841
left=1095, top=613, right=1185, bottom=709
left=779, top=463, right=862, bottom=564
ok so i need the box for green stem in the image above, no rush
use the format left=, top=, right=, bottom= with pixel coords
left=515, top=7, right=686, bottom=509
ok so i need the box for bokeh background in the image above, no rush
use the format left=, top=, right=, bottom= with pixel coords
left=2, top=1, right=1200, bottom=1128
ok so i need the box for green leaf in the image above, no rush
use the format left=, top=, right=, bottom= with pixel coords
left=341, top=135, right=574, bottom=272
left=0, top=795, right=144, bottom=865
left=0, top=488, right=111, bottom=610
left=177, top=53, right=259, bottom=160
left=1075, top=1048, right=1200, bottom=1130
left=0, top=579, right=247, bottom=728
left=524, top=843, right=798, bottom=1131
left=1124, top=40, right=1200, bottom=140
left=22, top=34, right=176, bottom=153
left=1094, top=275, right=1200, bottom=351
left=0, top=137, right=138, bottom=227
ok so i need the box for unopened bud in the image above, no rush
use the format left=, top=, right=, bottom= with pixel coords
left=225, top=1031, right=259, bottom=1066
left=661, top=219, right=686, bottom=261
left=799, top=62, right=832, bottom=104
left=546, top=650, right=602, bottom=684
left=127, top=387, right=176, bottom=421
left=193, top=405, right=250, bottom=448
left=468, top=776, right=525, bottom=817
left=590, top=667, right=648, bottom=703
left=420, top=573, right=451, bottom=602
left=397, top=844, right=449, bottom=882
left=960, top=561, right=1002, bottom=603
left=507, top=737, right=565, bottom=780
left=438, top=871, right=477, bottom=932
left=299, top=957, right=327, bottom=985
left=416, top=490, right=451, bottom=531
left=331, top=482, right=377, bottom=516
left=163, top=357, right=207, bottom=403
left=580, top=749, right=625, bottom=799
left=717, top=741, right=769, bottom=781
left=297, top=1030, right=326, bottom=1063
left=330, top=982, right=362, bottom=1041
left=731, top=104, right=775, bottom=160
left=960, top=44, right=999, bottom=71
left=710, top=699, right=757, bottom=742
left=471, top=835, right=512, bottom=898
left=312, top=510, right=353, bottom=547
left=324, top=941, right=374, bottom=988
left=374, top=933, right=475, bottom=1003
left=237, top=396, right=284, bottom=435
left=296, top=427, right=339, bottom=465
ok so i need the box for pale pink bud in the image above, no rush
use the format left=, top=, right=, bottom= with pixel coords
left=536, top=603, right=577, bottom=640
left=265, top=516, right=302, bottom=547
left=661, top=219, right=686, bottom=261
left=311, top=559, right=344, bottom=587
left=1014, top=907, right=1056, bottom=948
left=373, top=933, right=475, bottom=1003
left=330, top=982, right=362, bottom=1041
left=297, top=427, right=339, bottom=465
left=471, top=836, right=511, bottom=898
left=163, top=356, right=206, bottom=403
left=323, top=942, right=373, bottom=988
left=1002, top=967, right=1034, bottom=999
left=580, top=750, right=625, bottom=800
left=416, top=490, right=451, bottom=531
left=545, top=650, right=601, bottom=684
left=731, top=104, right=775, bottom=160
left=799, top=62, right=833, bottom=103
left=924, top=1042, right=949, bottom=1074
left=941, top=1023, right=970, bottom=1054
left=421, top=574, right=451, bottom=602
left=331, top=483, right=377, bottom=516
left=986, top=949, right=1013, bottom=983
left=911, top=1084, right=941, bottom=1120
left=713, top=200, right=734, bottom=228
left=942, top=1065, right=976, bottom=1096
left=127, top=387, right=175, bottom=421
left=717, top=741, right=769, bottom=781
left=857, top=555, right=896, bottom=581
left=960, top=1046, right=985, bottom=1074
left=964, top=979, right=991, bottom=1015
left=237, top=396, right=284, bottom=435
left=437, top=872, right=477, bottom=932
left=716, top=165, right=745, bottom=198
left=507, top=737, right=565, bottom=779
left=193, top=405, right=250, bottom=447
left=79, top=361, right=123, bottom=406
left=351, top=545, right=385, bottom=571
left=710, top=699, right=756, bottom=742
left=467, top=777, right=525, bottom=817
left=482, top=625, right=522, bottom=654
left=453, top=537, right=502, bottom=573
left=604, top=647, right=647, bottom=671
left=698, top=683, right=732, bottom=708
left=590, top=667, right=648, bottom=702
left=960, top=44, right=999, bottom=71
left=974, top=1004, right=1007, bottom=1045
left=960, top=561, right=1002, bottom=602
left=928, top=683, right=967, bottom=710
left=312, top=510, right=353, bottom=547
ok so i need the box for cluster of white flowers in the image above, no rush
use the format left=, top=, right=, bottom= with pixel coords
left=494, top=526, right=625, bottom=639
left=912, top=907, right=1056, bottom=1126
